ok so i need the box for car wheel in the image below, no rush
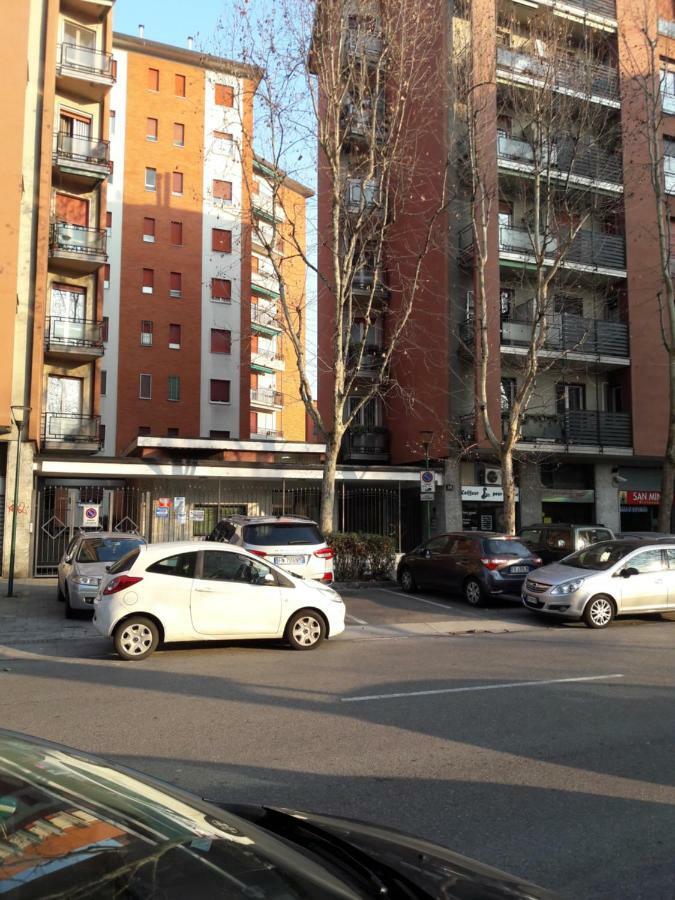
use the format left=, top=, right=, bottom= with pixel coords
left=57, top=581, right=65, bottom=603
left=464, top=577, right=485, bottom=608
left=286, top=609, right=326, bottom=650
left=400, top=568, right=416, bottom=593
left=113, top=617, right=160, bottom=661
left=582, top=596, right=615, bottom=629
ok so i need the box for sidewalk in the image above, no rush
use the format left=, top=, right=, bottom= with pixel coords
left=0, top=579, right=94, bottom=644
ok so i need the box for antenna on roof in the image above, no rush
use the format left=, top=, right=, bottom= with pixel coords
left=138, top=24, right=145, bottom=39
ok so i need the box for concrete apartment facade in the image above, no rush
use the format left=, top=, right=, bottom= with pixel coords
left=317, top=0, right=675, bottom=535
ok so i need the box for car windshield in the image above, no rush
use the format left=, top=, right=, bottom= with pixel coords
left=243, top=523, right=323, bottom=546
left=77, top=538, right=144, bottom=564
left=561, top=541, right=636, bottom=570
left=0, top=733, right=358, bottom=898
left=484, top=539, right=531, bottom=557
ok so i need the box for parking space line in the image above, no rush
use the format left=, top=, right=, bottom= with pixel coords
left=375, top=587, right=460, bottom=612
left=341, top=673, right=624, bottom=703
left=346, top=614, right=369, bottom=625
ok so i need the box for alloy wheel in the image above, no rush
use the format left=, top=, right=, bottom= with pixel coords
left=291, top=616, right=322, bottom=647
left=119, top=623, right=154, bottom=656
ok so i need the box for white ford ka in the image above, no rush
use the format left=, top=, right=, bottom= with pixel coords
left=92, top=541, right=346, bottom=660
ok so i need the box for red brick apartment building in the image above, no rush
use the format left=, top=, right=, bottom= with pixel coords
left=316, top=0, right=675, bottom=533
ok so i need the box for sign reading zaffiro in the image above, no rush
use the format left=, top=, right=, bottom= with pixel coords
left=621, top=491, right=661, bottom=506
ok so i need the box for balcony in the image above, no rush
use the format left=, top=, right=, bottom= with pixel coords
left=514, top=410, right=632, bottom=449
left=342, top=105, right=388, bottom=147
left=45, top=317, right=104, bottom=360
left=539, top=0, right=616, bottom=18
left=251, top=347, right=285, bottom=372
left=351, top=266, right=389, bottom=300
left=659, top=18, right=675, bottom=39
left=250, top=389, right=284, bottom=409
left=56, top=43, right=115, bottom=99
left=251, top=429, right=283, bottom=441
left=346, top=179, right=381, bottom=215
left=42, top=413, right=101, bottom=453
left=501, top=312, right=629, bottom=361
left=341, top=427, right=390, bottom=464
left=49, top=222, right=107, bottom=273
left=252, top=192, right=283, bottom=225
left=252, top=304, right=282, bottom=333
left=496, top=44, right=620, bottom=107
left=53, top=131, right=111, bottom=186
left=343, top=29, right=383, bottom=67
left=60, top=0, right=114, bottom=20
left=348, top=344, right=385, bottom=378
left=497, top=134, right=622, bottom=191
left=251, top=265, right=280, bottom=297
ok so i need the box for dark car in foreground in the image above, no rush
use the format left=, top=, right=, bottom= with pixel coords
left=398, top=532, right=542, bottom=606
left=0, top=730, right=557, bottom=898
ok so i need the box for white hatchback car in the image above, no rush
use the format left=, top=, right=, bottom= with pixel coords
left=93, top=541, right=345, bottom=660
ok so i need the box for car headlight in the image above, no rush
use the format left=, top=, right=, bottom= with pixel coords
left=551, top=578, right=586, bottom=596
left=72, top=575, right=100, bottom=587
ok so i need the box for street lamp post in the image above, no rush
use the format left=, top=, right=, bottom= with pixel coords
left=6, top=405, right=30, bottom=598
left=419, top=429, right=434, bottom=542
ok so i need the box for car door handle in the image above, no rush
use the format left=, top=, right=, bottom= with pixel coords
left=195, top=587, right=218, bottom=593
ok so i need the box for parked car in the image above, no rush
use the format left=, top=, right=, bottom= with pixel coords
left=0, top=729, right=557, bottom=899
left=57, top=531, right=146, bottom=618
left=521, top=538, right=675, bottom=628
left=93, top=541, right=345, bottom=659
left=206, top=514, right=334, bottom=583
left=397, top=532, right=542, bottom=606
left=518, top=523, right=615, bottom=565
left=616, top=531, right=674, bottom=539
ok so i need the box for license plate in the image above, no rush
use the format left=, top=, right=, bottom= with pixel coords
left=274, top=556, right=306, bottom=566
left=510, top=566, right=528, bottom=574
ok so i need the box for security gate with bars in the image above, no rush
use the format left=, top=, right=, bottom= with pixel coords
left=33, top=480, right=425, bottom=576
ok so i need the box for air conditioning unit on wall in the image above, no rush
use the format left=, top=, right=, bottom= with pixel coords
left=480, top=466, right=503, bottom=486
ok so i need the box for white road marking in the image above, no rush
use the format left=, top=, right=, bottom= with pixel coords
left=346, top=614, right=369, bottom=625
left=341, top=673, right=624, bottom=703
left=376, top=587, right=459, bottom=612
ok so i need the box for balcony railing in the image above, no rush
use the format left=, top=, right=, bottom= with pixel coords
left=497, top=224, right=626, bottom=271
left=659, top=18, right=675, bottom=39
left=346, top=179, right=380, bottom=213
left=251, top=305, right=281, bottom=329
left=344, top=29, right=383, bottom=64
left=342, top=427, right=390, bottom=463
left=251, top=429, right=283, bottom=441
left=348, top=345, right=385, bottom=375
left=55, top=131, right=111, bottom=171
left=250, top=389, right=283, bottom=407
left=496, top=45, right=619, bottom=103
left=352, top=267, right=388, bottom=297
left=252, top=347, right=284, bottom=365
left=45, top=317, right=103, bottom=350
left=514, top=410, right=632, bottom=448
left=42, top=413, right=101, bottom=445
left=50, top=222, right=107, bottom=259
left=502, top=312, right=628, bottom=357
left=563, top=0, right=616, bottom=16
left=497, top=134, right=622, bottom=184
left=58, top=43, right=115, bottom=80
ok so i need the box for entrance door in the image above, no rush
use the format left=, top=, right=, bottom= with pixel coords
left=55, top=193, right=89, bottom=226
left=46, top=376, right=83, bottom=439
left=51, top=284, right=85, bottom=320
left=556, top=383, right=586, bottom=414
left=62, top=21, right=97, bottom=70
left=60, top=110, right=93, bottom=159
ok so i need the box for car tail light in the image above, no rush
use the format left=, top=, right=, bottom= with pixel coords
left=103, top=575, right=143, bottom=595
left=314, top=548, right=334, bottom=560
left=480, top=558, right=510, bottom=571
left=320, top=572, right=334, bottom=583
left=533, top=557, right=543, bottom=566
left=250, top=550, right=267, bottom=558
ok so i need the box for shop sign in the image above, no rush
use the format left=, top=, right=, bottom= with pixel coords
left=620, top=491, right=661, bottom=506
left=461, top=485, right=520, bottom=503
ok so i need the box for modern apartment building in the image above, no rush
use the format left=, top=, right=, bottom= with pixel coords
left=317, top=0, right=675, bottom=534
left=103, top=34, right=312, bottom=455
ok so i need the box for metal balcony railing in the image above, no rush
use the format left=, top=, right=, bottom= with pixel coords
left=45, top=317, right=103, bottom=350
left=42, top=413, right=101, bottom=445
left=58, top=43, right=115, bottom=80
left=50, top=222, right=107, bottom=258
left=496, top=44, right=619, bottom=103
left=342, top=427, right=390, bottom=462
left=514, top=410, right=632, bottom=447
left=348, top=345, right=385, bottom=375
left=496, top=224, right=626, bottom=270
left=344, top=30, right=383, bottom=63
left=252, top=347, right=284, bottom=364
left=251, top=429, right=283, bottom=440
left=346, top=179, right=380, bottom=212
left=250, top=389, right=283, bottom=407
left=251, top=305, right=280, bottom=328
left=565, top=0, right=616, bottom=16
left=497, top=134, right=622, bottom=184
left=55, top=131, right=111, bottom=169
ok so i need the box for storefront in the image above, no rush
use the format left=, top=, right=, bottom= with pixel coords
left=541, top=489, right=596, bottom=525
left=461, top=485, right=519, bottom=532
left=619, top=490, right=660, bottom=532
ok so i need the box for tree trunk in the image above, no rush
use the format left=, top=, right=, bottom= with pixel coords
left=501, top=449, right=517, bottom=535
left=320, top=434, right=340, bottom=535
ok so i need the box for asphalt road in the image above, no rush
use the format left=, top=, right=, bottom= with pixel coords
left=1, top=583, right=675, bottom=898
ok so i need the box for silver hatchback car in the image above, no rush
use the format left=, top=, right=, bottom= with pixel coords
left=57, top=532, right=146, bottom=617
left=522, top=538, right=675, bottom=628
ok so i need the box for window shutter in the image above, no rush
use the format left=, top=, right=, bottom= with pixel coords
left=143, top=217, right=155, bottom=240
left=169, top=323, right=181, bottom=347
left=142, top=268, right=154, bottom=292
left=170, top=220, right=183, bottom=244
left=212, top=228, right=232, bottom=252
left=173, top=122, right=185, bottom=146
left=175, top=73, right=186, bottom=96
left=215, top=84, right=234, bottom=107
left=148, top=68, right=159, bottom=90
left=172, top=171, right=184, bottom=194
left=170, top=272, right=182, bottom=296
left=211, top=278, right=231, bottom=300
left=213, top=179, right=233, bottom=201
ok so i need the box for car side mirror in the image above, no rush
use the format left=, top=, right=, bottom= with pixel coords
left=621, top=567, right=638, bottom=578
left=64, top=555, right=73, bottom=564
left=263, top=573, right=276, bottom=585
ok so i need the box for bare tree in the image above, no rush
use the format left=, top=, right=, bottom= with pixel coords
left=460, top=8, right=624, bottom=533
left=221, top=0, right=450, bottom=534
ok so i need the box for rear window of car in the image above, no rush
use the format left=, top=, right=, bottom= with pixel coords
left=146, top=552, right=198, bottom=578
left=77, top=538, right=144, bottom=563
left=243, top=523, right=323, bottom=546
left=484, top=539, right=531, bottom=557
left=577, top=528, right=613, bottom=547
left=519, top=529, right=541, bottom=544
left=108, top=548, right=141, bottom=575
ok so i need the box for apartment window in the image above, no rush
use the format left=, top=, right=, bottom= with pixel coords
left=146, top=117, right=158, bottom=141
left=251, top=256, right=260, bottom=273
left=103, top=264, right=110, bottom=289
left=106, top=211, right=112, bottom=234
left=173, top=122, right=185, bottom=146
left=141, top=320, right=153, bottom=346
left=211, top=328, right=231, bottom=354
left=100, top=370, right=107, bottom=395
left=100, top=423, right=106, bottom=446
left=169, top=323, right=181, bottom=348
left=145, top=167, right=157, bottom=191
left=142, top=268, right=154, bottom=294
left=170, top=220, right=183, bottom=245
left=138, top=426, right=151, bottom=436
left=556, top=382, right=586, bottom=414
left=167, top=427, right=180, bottom=437
left=210, top=430, right=230, bottom=439
left=109, top=109, right=116, bottom=136
left=172, top=171, right=183, bottom=195
left=175, top=73, right=186, bottom=97
left=139, top=373, right=152, bottom=400
left=148, top=67, right=160, bottom=91
left=212, top=228, right=232, bottom=253
left=213, top=179, right=233, bottom=203
left=143, top=217, right=156, bottom=242
left=251, top=179, right=260, bottom=195
left=109, top=160, right=114, bottom=184
left=500, top=377, right=516, bottom=412
left=169, top=271, right=182, bottom=297
left=102, top=316, right=109, bottom=342
left=210, top=379, right=231, bottom=403
left=211, top=277, right=231, bottom=301
left=215, top=83, right=234, bottom=107
left=168, top=375, right=181, bottom=401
